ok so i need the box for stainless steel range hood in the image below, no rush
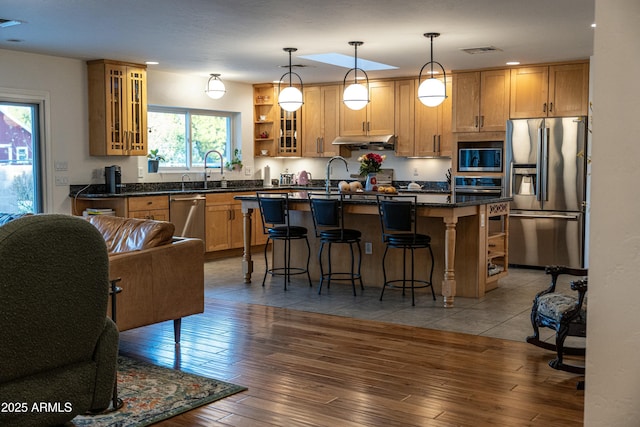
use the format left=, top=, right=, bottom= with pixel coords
left=332, top=134, right=395, bottom=150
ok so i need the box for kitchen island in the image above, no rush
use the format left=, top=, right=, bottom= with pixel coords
left=235, top=192, right=511, bottom=308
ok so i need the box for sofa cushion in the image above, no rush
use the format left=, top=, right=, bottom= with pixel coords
left=88, top=215, right=175, bottom=254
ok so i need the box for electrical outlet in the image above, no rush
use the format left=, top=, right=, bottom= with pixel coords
left=138, top=167, right=144, bottom=178
left=365, top=242, right=373, bottom=254
left=244, top=166, right=252, bottom=176
left=55, top=175, right=69, bottom=186
left=413, top=168, right=419, bottom=177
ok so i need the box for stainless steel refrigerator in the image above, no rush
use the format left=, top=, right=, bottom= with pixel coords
left=505, top=117, right=587, bottom=268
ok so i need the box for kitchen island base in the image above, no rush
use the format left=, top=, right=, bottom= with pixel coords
left=237, top=193, right=509, bottom=308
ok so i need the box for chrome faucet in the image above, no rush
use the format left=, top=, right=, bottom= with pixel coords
left=203, top=149, right=223, bottom=189
left=181, top=173, right=191, bottom=192
left=325, top=155, right=348, bottom=193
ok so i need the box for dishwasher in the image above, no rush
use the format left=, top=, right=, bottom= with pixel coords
left=169, top=194, right=206, bottom=240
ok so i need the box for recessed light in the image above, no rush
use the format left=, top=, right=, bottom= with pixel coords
left=506, top=61, right=520, bottom=66
left=145, top=61, right=159, bottom=65
left=591, top=23, right=596, bottom=28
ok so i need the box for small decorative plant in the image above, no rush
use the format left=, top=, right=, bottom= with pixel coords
left=357, top=152, right=386, bottom=176
left=225, top=148, right=243, bottom=171
left=147, top=149, right=165, bottom=173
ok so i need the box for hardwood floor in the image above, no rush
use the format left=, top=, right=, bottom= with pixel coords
left=118, top=298, right=584, bottom=426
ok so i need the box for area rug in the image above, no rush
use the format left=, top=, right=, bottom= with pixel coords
left=72, top=356, right=247, bottom=427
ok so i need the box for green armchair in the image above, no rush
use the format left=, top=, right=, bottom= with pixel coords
left=0, top=214, right=119, bottom=427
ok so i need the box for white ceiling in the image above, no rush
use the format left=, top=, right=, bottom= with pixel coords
left=0, top=0, right=595, bottom=84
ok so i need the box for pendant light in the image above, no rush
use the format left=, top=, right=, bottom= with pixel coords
left=205, top=73, right=226, bottom=99
left=343, top=41, right=370, bottom=111
left=417, top=33, right=447, bottom=107
left=277, top=47, right=303, bottom=112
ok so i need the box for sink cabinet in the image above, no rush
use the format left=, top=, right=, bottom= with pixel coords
left=510, top=62, right=589, bottom=118
left=205, top=192, right=267, bottom=252
left=87, top=59, right=147, bottom=156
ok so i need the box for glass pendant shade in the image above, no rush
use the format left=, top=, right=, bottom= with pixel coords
left=418, top=78, right=446, bottom=107
left=343, top=83, right=369, bottom=110
left=343, top=41, right=370, bottom=111
left=417, top=32, right=447, bottom=108
left=278, top=47, right=304, bottom=112
left=205, top=74, right=226, bottom=99
left=278, top=86, right=303, bottom=112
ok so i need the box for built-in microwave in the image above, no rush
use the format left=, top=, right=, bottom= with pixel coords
left=457, top=141, right=503, bottom=173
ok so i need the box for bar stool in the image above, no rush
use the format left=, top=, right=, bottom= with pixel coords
left=376, top=194, right=436, bottom=306
left=257, top=192, right=312, bottom=290
left=308, top=192, right=364, bottom=295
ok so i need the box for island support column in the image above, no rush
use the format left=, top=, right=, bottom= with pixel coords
left=442, top=216, right=458, bottom=308
left=241, top=207, right=254, bottom=283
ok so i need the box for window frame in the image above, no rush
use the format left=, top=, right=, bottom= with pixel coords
left=147, top=105, right=238, bottom=172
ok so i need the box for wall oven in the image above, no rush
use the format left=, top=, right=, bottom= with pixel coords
left=454, top=176, right=504, bottom=201
left=457, top=141, right=503, bottom=173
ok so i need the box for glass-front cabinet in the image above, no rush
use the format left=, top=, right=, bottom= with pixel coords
left=87, top=59, right=147, bottom=156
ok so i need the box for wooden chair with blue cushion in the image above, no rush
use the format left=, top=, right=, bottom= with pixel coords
left=526, top=265, right=588, bottom=375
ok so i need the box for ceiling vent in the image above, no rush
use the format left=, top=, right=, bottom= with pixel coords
left=460, top=46, right=502, bottom=55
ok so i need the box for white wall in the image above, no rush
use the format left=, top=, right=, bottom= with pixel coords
left=586, top=1, right=640, bottom=425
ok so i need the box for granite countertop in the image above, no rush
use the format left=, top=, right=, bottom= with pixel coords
left=69, top=180, right=452, bottom=199
left=233, top=190, right=512, bottom=208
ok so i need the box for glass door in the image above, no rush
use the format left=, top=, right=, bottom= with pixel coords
left=0, top=102, right=42, bottom=213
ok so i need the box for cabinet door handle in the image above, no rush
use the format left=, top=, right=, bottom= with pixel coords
left=433, top=135, right=436, bottom=152
left=362, top=121, right=365, bottom=132
left=549, top=102, right=554, bottom=113
left=367, top=122, right=370, bottom=133
left=480, top=116, right=484, bottom=128
left=474, top=116, right=479, bottom=128
left=437, top=135, right=441, bottom=153
left=543, top=103, right=547, bottom=113
left=320, top=137, right=324, bottom=153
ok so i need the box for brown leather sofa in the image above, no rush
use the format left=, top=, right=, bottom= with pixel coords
left=88, top=215, right=204, bottom=342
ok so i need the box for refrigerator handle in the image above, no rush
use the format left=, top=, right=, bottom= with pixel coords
left=536, top=127, right=543, bottom=201
left=543, top=126, right=550, bottom=202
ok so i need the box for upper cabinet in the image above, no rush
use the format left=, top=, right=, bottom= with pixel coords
left=87, top=59, right=147, bottom=156
left=415, top=78, right=452, bottom=157
left=510, top=62, right=589, bottom=118
left=395, top=78, right=452, bottom=157
left=452, top=69, right=510, bottom=132
left=253, top=84, right=277, bottom=158
left=301, top=85, right=340, bottom=158
left=340, top=80, right=395, bottom=136
left=253, top=84, right=301, bottom=157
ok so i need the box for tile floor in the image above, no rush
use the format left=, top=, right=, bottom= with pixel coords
left=203, top=255, right=582, bottom=344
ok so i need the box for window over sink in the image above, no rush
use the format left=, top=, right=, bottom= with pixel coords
left=147, top=106, right=239, bottom=171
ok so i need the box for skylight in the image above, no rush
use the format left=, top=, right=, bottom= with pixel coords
left=299, top=53, right=397, bottom=71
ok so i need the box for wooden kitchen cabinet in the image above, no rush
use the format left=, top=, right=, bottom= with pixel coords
left=87, top=59, right=147, bottom=156
left=127, top=195, right=169, bottom=221
left=253, top=84, right=277, bottom=158
left=340, top=80, right=395, bottom=136
left=484, top=201, right=509, bottom=292
left=452, top=69, right=510, bottom=132
left=394, top=79, right=415, bottom=157
left=510, top=62, right=589, bottom=118
left=302, top=85, right=340, bottom=157
left=415, top=78, right=452, bottom=157
left=205, top=191, right=267, bottom=252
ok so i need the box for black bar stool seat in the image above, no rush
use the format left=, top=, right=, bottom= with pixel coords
left=257, top=192, right=312, bottom=290
left=308, top=192, right=364, bottom=296
left=376, top=194, right=436, bottom=306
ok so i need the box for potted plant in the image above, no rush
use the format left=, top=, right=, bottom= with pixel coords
left=147, top=149, right=165, bottom=173
left=225, top=148, right=243, bottom=171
